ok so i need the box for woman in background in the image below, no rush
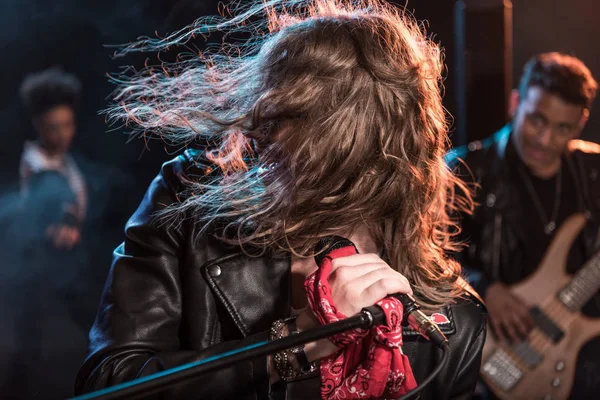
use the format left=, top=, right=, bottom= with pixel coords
left=19, top=66, right=87, bottom=250
left=0, top=67, right=88, bottom=399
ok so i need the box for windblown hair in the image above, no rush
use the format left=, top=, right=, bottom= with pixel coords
left=519, top=52, right=597, bottom=110
left=20, top=67, right=81, bottom=117
left=108, top=0, right=474, bottom=309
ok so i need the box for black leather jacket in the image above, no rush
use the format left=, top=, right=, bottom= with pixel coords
left=447, top=125, right=600, bottom=298
left=75, top=150, right=487, bottom=400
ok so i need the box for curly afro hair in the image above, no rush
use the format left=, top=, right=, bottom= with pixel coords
left=19, top=67, right=81, bottom=117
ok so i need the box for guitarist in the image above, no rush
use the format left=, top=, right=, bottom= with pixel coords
left=449, top=52, right=600, bottom=399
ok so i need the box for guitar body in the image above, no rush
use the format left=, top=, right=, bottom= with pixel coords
left=481, top=214, right=600, bottom=400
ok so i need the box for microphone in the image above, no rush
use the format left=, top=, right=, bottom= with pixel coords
left=315, top=236, right=449, bottom=348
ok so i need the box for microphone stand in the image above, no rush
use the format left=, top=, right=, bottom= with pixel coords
left=70, top=306, right=448, bottom=400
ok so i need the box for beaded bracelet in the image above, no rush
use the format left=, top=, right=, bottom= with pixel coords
left=287, top=317, right=317, bottom=374
left=269, top=317, right=317, bottom=382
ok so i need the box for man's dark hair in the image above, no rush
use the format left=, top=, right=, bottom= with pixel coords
left=19, top=67, right=81, bottom=116
left=518, top=52, right=597, bottom=109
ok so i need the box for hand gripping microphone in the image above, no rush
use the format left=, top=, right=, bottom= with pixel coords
left=315, top=236, right=449, bottom=349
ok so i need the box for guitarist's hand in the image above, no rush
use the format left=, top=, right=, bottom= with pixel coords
left=485, top=282, right=534, bottom=343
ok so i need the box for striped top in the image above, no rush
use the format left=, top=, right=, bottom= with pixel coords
left=19, top=140, right=87, bottom=224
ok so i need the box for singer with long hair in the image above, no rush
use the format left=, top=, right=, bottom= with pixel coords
left=75, top=1, right=486, bottom=399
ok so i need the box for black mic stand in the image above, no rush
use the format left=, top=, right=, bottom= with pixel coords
left=70, top=306, right=448, bottom=400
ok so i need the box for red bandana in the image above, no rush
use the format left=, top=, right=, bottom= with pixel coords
left=305, top=245, right=418, bottom=399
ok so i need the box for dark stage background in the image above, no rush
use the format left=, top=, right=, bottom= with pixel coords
left=0, top=0, right=598, bottom=398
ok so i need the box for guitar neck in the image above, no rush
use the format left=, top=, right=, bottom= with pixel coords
left=558, top=252, right=600, bottom=311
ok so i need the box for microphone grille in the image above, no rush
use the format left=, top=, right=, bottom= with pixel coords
left=314, top=236, right=357, bottom=266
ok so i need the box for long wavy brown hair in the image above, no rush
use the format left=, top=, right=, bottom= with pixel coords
left=107, top=0, right=474, bottom=309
